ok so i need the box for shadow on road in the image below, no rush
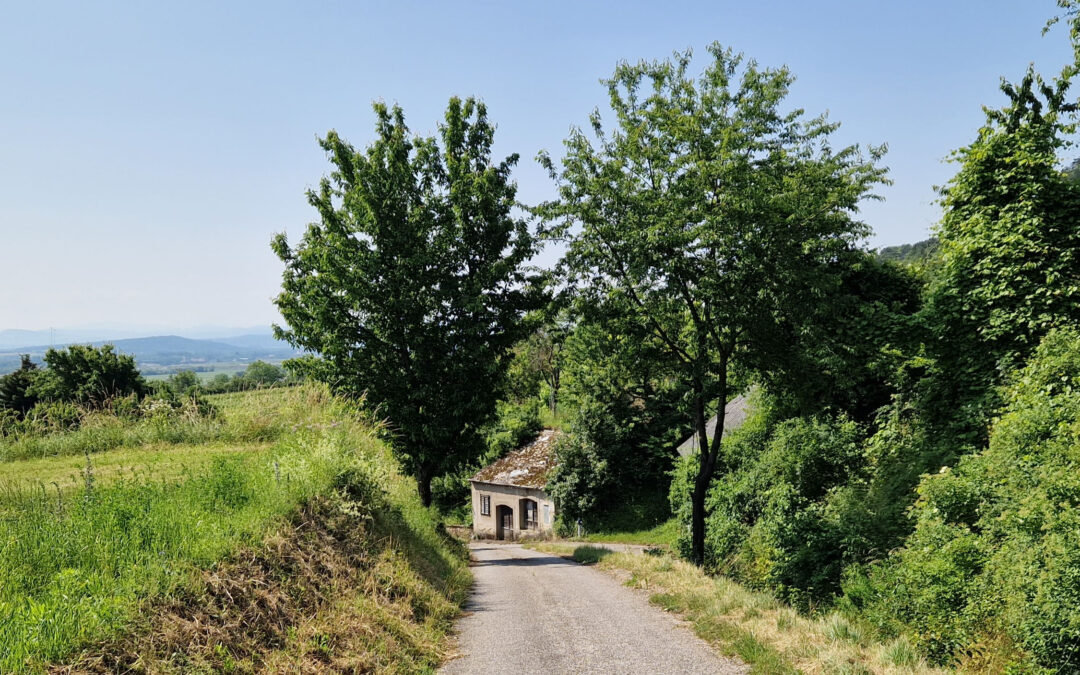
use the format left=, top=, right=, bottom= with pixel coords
left=470, top=552, right=576, bottom=568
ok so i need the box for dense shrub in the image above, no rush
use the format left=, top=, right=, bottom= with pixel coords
left=0, top=355, right=39, bottom=416
left=670, top=395, right=864, bottom=605
left=846, top=328, right=1080, bottom=669
left=30, top=344, right=146, bottom=407
left=547, top=432, right=609, bottom=528
left=482, top=399, right=542, bottom=458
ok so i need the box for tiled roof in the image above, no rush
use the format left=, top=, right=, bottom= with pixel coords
left=471, top=429, right=562, bottom=488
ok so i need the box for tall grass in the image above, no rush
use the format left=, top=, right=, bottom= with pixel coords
left=0, top=387, right=302, bottom=463
left=0, top=385, right=395, bottom=672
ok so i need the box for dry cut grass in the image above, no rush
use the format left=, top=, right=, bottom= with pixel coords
left=592, top=552, right=946, bottom=675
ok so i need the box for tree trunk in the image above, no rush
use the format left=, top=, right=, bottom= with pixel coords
left=690, top=380, right=709, bottom=566
left=417, top=466, right=433, bottom=507
left=548, top=370, right=561, bottom=417
left=690, top=360, right=728, bottom=567
left=691, top=475, right=707, bottom=566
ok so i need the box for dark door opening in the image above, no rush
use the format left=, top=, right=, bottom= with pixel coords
left=496, top=505, right=514, bottom=540
left=520, top=498, right=538, bottom=530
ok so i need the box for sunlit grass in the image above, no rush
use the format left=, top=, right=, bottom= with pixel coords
left=0, top=440, right=271, bottom=497
left=0, top=384, right=470, bottom=673
left=591, top=552, right=945, bottom=675
left=577, top=517, right=680, bottom=547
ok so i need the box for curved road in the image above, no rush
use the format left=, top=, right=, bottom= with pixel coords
left=440, top=543, right=746, bottom=675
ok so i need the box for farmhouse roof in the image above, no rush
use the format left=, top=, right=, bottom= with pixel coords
left=471, top=428, right=562, bottom=489
left=676, top=393, right=752, bottom=458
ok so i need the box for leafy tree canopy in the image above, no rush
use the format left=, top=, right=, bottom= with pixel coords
left=539, top=43, right=887, bottom=563
left=29, top=344, right=145, bottom=407
left=273, top=98, right=542, bottom=505
left=242, top=361, right=285, bottom=387
left=0, top=355, right=39, bottom=416
left=922, top=66, right=1080, bottom=436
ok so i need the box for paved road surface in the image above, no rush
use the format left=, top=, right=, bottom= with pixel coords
left=440, top=543, right=746, bottom=675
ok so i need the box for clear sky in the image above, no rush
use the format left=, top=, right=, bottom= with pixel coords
left=1, top=1, right=1075, bottom=331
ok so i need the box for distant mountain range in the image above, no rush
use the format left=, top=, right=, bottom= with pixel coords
left=0, top=333, right=300, bottom=376
left=0, top=325, right=275, bottom=350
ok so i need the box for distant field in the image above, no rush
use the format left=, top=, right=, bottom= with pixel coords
left=142, top=361, right=260, bottom=381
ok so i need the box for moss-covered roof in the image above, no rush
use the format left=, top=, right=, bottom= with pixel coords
left=470, top=429, right=562, bottom=488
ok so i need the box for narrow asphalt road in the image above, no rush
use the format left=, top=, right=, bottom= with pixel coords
left=440, top=543, right=746, bottom=675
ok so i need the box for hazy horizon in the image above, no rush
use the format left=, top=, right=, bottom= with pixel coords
left=0, top=324, right=279, bottom=350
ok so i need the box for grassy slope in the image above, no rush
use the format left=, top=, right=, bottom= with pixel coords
left=0, top=440, right=272, bottom=494
left=0, top=389, right=290, bottom=463
left=0, top=386, right=469, bottom=673
left=576, top=518, right=680, bottom=547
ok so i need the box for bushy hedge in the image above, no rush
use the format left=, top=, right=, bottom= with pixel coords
left=844, top=328, right=1080, bottom=670
left=671, top=392, right=866, bottom=606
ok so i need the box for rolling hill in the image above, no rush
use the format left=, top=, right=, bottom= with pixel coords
left=0, top=334, right=299, bottom=376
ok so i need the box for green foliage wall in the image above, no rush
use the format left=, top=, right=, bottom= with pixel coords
left=846, top=328, right=1080, bottom=670
left=547, top=319, right=691, bottom=533
left=670, top=391, right=866, bottom=605
left=921, top=70, right=1080, bottom=443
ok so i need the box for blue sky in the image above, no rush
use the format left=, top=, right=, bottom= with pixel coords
left=0, top=1, right=1075, bottom=331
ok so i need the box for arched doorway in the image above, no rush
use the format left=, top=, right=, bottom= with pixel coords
left=495, top=505, right=514, bottom=540
left=520, top=498, right=538, bottom=531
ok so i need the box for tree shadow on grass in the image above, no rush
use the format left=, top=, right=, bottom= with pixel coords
left=572, top=545, right=614, bottom=565
left=371, top=502, right=470, bottom=604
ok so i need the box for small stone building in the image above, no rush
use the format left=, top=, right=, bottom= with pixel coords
left=470, top=429, right=561, bottom=540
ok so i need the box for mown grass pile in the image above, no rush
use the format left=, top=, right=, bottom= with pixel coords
left=0, top=385, right=469, bottom=673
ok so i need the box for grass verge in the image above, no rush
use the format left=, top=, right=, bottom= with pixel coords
left=546, top=548, right=946, bottom=675
left=575, top=517, right=680, bottom=548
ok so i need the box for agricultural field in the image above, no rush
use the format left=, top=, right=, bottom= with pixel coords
left=0, top=386, right=470, bottom=673
left=142, top=362, right=253, bottom=381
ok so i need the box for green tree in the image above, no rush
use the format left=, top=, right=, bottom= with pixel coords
left=242, top=360, right=284, bottom=387
left=539, top=45, right=886, bottom=564
left=506, top=321, right=568, bottom=414
left=549, top=314, right=690, bottom=531
left=168, top=369, right=201, bottom=393
left=273, top=98, right=541, bottom=505
left=0, top=355, right=39, bottom=416
left=30, top=344, right=145, bottom=407
left=922, top=68, right=1080, bottom=438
